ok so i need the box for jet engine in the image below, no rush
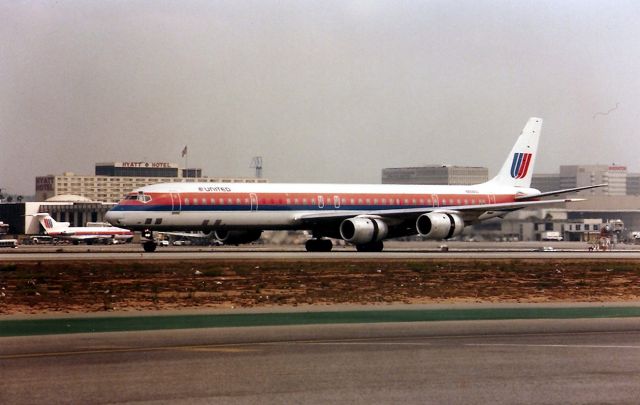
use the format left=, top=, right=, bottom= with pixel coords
left=339, top=217, right=388, bottom=244
left=213, top=229, right=263, bottom=245
left=416, top=212, right=464, bottom=239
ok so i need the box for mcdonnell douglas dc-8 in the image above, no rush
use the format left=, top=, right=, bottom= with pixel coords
left=105, top=118, right=604, bottom=252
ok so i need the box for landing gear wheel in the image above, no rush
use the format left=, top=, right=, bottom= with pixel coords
left=143, top=241, right=157, bottom=252
left=356, top=241, right=384, bottom=252
left=305, top=239, right=333, bottom=252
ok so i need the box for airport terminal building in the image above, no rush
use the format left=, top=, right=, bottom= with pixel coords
left=532, top=164, right=639, bottom=196
left=35, top=161, right=267, bottom=203
left=382, top=165, right=488, bottom=185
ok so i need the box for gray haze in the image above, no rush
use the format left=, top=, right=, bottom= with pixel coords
left=2, top=0, right=639, bottom=196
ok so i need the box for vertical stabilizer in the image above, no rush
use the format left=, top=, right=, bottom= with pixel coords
left=487, top=117, right=542, bottom=188
left=34, top=213, right=69, bottom=231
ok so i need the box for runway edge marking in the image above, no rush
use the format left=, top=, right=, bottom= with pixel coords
left=3, top=306, right=640, bottom=337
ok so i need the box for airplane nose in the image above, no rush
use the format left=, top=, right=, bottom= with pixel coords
left=104, top=210, right=122, bottom=225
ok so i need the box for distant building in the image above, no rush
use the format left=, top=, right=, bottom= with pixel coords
left=627, top=173, right=640, bottom=196
left=95, top=162, right=180, bottom=177
left=382, top=166, right=488, bottom=185
left=36, top=161, right=267, bottom=203
left=530, top=174, right=561, bottom=193
left=532, top=164, right=629, bottom=196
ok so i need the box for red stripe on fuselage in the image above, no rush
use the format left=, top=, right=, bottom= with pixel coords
left=121, top=192, right=517, bottom=208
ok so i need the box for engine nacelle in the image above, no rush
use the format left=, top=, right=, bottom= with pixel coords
left=339, top=217, right=389, bottom=244
left=416, top=212, right=464, bottom=240
left=213, top=229, right=263, bottom=245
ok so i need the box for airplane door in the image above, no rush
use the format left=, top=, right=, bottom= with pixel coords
left=333, top=195, right=341, bottom=209
left=170, top=193, right=181, bottom=214
left=250, top=193, right=258, bottom=211
left=318, top=196, right=324, bottom=209
left=431, top=194, right=439, bottom=208
left=487, top=194, right=496, bottom=205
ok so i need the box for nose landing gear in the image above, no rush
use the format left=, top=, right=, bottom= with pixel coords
left=143, top=240, right=157, bottom=252
left=142, top=229, right=157, bottom=252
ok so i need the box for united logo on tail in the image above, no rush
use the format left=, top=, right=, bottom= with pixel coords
left=510, top=152, right=532, bottom=179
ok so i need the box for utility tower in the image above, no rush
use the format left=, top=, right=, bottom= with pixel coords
left=250, top=156, right=263, bottom=178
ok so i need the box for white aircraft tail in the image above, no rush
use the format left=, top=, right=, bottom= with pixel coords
left=34, top=213, right=70, bottom=231
left=486, top=117, right=542, bottom=188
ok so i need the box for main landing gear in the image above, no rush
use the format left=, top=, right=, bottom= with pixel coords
left=305, top=238, right=333, bottom=252
left=355, top=241, right=384, bottom=252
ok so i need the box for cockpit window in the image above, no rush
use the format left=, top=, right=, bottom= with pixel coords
left=124, top=193, right=152, bottom=203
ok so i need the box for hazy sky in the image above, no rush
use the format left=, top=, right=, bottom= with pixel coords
left=1, top=0, right=639, bottom=195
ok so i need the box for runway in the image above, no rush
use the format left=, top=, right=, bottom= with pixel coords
left=3, top=243, right=640, bottom=261
left=2, top=317, right=640, bottom=404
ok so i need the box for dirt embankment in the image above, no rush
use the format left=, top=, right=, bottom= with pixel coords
left=1, top=259, right=639, bottom=314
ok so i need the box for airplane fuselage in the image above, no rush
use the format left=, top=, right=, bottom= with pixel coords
left=46, top=227, right=135, bottom=240
left=106, top=182, right=534, bottom=231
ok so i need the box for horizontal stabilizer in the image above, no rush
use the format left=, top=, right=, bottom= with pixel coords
left=515, top=184, right=607, bottom=201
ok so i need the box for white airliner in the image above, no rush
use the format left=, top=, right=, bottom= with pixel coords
left=105, top=118, right=604, bottom=252
left=34, top=213, right=134, bottom=245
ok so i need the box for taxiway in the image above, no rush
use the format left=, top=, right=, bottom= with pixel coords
left=2, top=317, right=640, bottom=404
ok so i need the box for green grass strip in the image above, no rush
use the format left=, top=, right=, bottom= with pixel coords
left=2, top=306, right=640, bottom=337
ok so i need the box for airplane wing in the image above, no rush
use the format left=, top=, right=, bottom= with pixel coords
left=66, top=235, right=113, bottom=240
left=296, top=198, right=586, bottom=225
left=296, top=183, right=606, bottom=226
left=156, top=231, right=211, bottom=238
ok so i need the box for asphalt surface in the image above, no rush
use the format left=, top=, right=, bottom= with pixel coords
left=2, top=317, right=640, bottom=404
left=3, top=242, right=640, bottom=260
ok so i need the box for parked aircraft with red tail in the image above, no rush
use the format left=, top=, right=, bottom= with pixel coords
left=105, top=118, right=604, bottom=252
left=34, top=213, right=134, bottom=245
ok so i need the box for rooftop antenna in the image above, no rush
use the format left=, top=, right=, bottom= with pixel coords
left=250, top=156, right=263, bottom=178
